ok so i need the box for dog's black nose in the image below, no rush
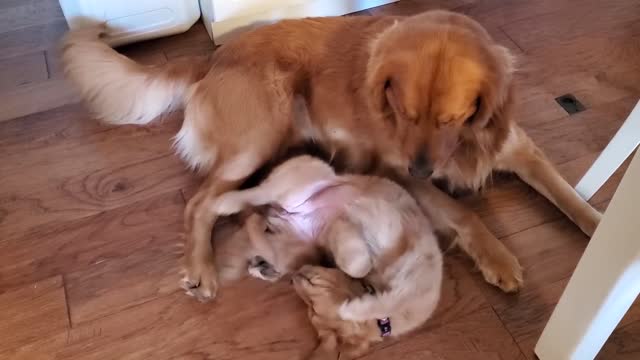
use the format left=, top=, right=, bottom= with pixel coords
left=409, top=152, right=433, bottom=178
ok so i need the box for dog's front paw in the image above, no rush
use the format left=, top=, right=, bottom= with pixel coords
left=478, top=246, right=523, bottom=293
left=181, top=259, right=219, bottom=302
left=248, top=256, right=281, bottom=282
left=579, top=207, right=602, bottom=237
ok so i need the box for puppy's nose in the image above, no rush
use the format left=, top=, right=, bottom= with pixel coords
left=409, top=152, right=433, bottom=178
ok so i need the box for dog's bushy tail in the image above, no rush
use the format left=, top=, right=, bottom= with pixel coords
left=60, top=25, right=210, bottom=125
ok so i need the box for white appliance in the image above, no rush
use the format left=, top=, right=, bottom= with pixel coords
left=200, top=0, right=398, bottom=44
left=59, top=0, right=201, bottom=46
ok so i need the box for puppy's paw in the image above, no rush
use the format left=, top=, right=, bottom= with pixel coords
left=180, top=259, right=219, bottom=302
left=248, top=256, right=281, bottom=282
left=478, top=247, right=523, bottom=293
left=296, top=265, right=325, bottom=285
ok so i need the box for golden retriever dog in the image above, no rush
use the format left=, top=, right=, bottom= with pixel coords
left=214, top=155, right=442, bottom=358
left=61, top=10, right=602, bottom=301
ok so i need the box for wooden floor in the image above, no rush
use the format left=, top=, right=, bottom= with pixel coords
left=1, top=0, right=639, bottom=359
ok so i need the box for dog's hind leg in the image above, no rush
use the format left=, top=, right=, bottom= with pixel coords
left=406, top=179, right=523, bottom=293
left=496, top=125, right=602, bottom=236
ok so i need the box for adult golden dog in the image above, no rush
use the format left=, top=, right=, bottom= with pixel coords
left=61, top=10, right=601, bottom=301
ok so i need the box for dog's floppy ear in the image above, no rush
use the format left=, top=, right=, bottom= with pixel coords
left=367, top=59, right=412, bottom=125
left=367, top=59, right=393, bottom=121
left=467, top=45, right=516, bottom=130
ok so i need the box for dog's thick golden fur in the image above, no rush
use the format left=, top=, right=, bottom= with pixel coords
left=215, top=155, right=442, bottom=358
left=61, top=10, right=602, bottom=301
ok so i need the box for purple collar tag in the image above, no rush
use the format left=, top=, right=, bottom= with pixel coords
left=377, top=317, right=391, bottom=337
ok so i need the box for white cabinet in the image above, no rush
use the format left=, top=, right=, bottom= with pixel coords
left=59, top=0, right=201, bottom=46
left=200, top=0, right=398, bottom=44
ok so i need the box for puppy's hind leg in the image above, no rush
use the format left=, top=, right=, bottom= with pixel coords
left=214, top=186, right=274, bottom=216
left=325, top=218, right=372, bottom=279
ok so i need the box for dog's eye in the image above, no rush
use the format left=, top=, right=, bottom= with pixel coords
left=464, top=97, right=481, bottom=126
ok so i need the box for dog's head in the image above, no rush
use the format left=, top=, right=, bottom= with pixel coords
left=367, top=11, right=515, bottom=178
left=293, top=265, right=379, bottom=359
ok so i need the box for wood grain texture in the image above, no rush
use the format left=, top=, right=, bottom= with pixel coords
left=0, top=0, right=639, bottom=358
left=0, top=192, right=184, bottom=290
left=0, top=78, right=77, bottom=122
left=0, top=0, right=65, bottom=35
left=0, top=52, right=48, bottom=90
left=0, top=108, right=191, bottom=240
left=0, top=276, right=69, bottom=354
left=0, top=19, right=68, bottom=60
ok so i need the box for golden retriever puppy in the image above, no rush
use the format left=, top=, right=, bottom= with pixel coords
left=61, top=10, right=601, bottom=301
left=212, top=155, right=443, bottom=357
left=293, top=265, right=396, bottom=359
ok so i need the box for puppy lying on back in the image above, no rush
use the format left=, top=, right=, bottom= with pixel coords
left=213, top=155, right=443, bottom=358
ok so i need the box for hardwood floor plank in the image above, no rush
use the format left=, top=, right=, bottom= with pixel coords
left=500, top=1, right=640, bottom=52
left=455, top=0, right=575, bottom=28
left=65, top=244, right=183, bottom=325
left=5, top=284, right=317, bottom=360
left=0, top=0, right=65, bottom=34
left=0, top=19, right=67, bottom=60
left=488, top=277, right=569, bottom=359
left=363, top=303, right=525, bottom=360
left=522, top=96, right=636, bottom=165
left=0, top=192, right=184, bottom=291
left=0, top=110, right=192, bottom=240
left=0, top=78, right=78, bottom=122
left=0, top=275, right=69, bottom=353
left=0, top=51, right=48, bottom=90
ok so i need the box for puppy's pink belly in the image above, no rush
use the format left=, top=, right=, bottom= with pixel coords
left=280, top=213, right=321, bottom=242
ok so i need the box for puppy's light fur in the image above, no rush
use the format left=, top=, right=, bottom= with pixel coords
left=61, top=10, right=601, bottom=301
left=214, top=155, right=442, bottom=358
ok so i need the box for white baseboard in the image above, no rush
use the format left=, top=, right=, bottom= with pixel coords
left=200, top=0, right=398, bottom=44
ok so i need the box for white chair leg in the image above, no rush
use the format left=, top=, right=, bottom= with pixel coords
left=575, top=99, right=640, bottom=201
left=535, top=150, right=640, bottom=360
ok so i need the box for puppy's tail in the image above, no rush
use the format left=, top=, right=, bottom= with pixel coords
left=60, top=25, right=210, bottom=125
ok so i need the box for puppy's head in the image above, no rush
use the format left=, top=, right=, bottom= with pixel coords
left=293, top=265, right=362, bottom=310
left=367, top=11, right=515, bottom=178
left=293, top=266, right=379, bottom=358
